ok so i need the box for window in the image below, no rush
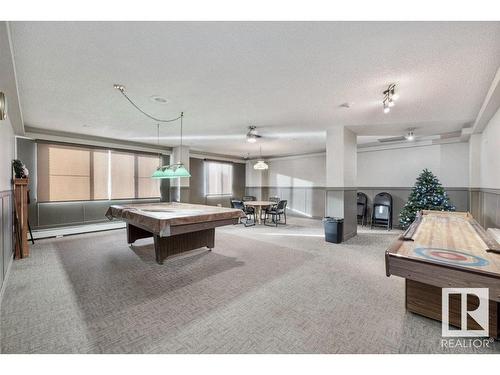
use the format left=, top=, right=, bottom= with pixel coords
left=205, top=161, right=233, bottom=196
left=93, top=149, right=109, bottom=200
left=38, top=144, right=91, bottom=202
left=137, top=155, right=161, bottom=198
left=110, top=151, right=135, bottom=199
left=37, top=142, right=160, bottom=202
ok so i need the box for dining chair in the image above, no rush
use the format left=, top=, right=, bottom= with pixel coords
left=264, top=196, right=280, bottom=220
left=231, top=199, right=255, bottom=227
left=264, top=200, right=287, bottom=227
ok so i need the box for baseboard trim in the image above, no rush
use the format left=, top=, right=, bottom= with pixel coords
left=469, top=188, right=500, bottom=195
left=343, top=231, right=357, bottom=241
left=32, top=221, right=126, bottom=239
left=0, top=250, right=14, bottom=354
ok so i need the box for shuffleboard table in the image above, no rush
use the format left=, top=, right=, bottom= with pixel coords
left=385, top=210, right=500, bottom=338
left=106, top=202, right=245, bottom=264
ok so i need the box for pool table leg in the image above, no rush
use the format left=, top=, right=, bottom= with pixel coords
left=127, top=224, right=153, bottom=244
left=153, top=228, right=215, bottom=265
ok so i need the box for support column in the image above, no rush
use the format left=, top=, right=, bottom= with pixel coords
left=468, top=134, right=483, bottom=224
left=159, top=154, right=170, bottom=202
left=325, top=127, right=357, bottom=240
left=170, top=146, right=190, bottom=202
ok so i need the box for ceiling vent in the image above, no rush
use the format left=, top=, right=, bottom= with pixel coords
left=377, top=136, right=407, bottom=143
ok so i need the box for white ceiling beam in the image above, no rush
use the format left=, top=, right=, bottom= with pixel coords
left=472, top=65, right=500, bottom=134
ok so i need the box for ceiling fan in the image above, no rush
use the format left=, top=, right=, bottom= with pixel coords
left=246, top=126, right=263, bottom=143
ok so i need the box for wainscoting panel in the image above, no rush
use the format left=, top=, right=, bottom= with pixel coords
left=38, top=201, right=85, bottom=228
left=1, top=190, right=13, bottom=292
left=244, top=187, right=263, bottom=201
left=344, top=190, right=358, bottom=239
left=0, top=195, right=3, bottom=289
left=470, top=189, right=500, bottom=229
left=34, top=198, right=160, bottom=230
left=469, top=190, right=482, bottom=224
left=205, top=196, right=232, bottom=207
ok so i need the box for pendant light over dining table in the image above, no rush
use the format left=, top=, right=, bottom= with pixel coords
left=114, top=84, right=190, bottom=179
left=253, top=146, right=269, bottom=170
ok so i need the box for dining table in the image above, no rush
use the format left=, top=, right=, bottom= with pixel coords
left=243, top=200, right=275, bottom=225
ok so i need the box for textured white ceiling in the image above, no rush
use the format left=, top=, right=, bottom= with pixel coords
left=10, top=21, right=500, bottom=157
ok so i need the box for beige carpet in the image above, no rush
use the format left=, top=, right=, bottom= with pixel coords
left=1, top=217, right=498, bottom=353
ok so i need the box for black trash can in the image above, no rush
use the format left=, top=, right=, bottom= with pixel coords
left=323, top=217, right=344, bottom=243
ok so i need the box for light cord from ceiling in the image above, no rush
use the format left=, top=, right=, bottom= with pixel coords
left=113, top=84, right=190, bottom=179
left=114, top=84, right=182, bottom=123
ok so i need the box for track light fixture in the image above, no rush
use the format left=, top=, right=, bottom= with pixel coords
left=382, top=83, right=398, bottom=114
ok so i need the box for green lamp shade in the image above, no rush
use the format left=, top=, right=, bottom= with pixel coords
left=173, top=165, right=191, bottom=178
left=151, top=164, right=190, bottom=179
left=151, top=167, right=177, bottom=179
left=161, top=168, right=177, bottom=178
left=151, top=169, right=165, bottom=179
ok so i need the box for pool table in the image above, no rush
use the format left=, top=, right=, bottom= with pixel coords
left=106, top=202, right=245, bottom=264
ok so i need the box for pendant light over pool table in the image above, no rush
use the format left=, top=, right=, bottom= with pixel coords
left=151, top=112, right=191, bottom=179
left=113, top=84, right=191, bottom=179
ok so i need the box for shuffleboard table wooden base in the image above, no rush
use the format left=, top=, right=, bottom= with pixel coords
left=386, top=210, right=500, bottom=339
left=106, top=203, right=245, bottom=264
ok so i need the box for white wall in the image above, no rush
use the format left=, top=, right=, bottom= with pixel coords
left=0, top=119, right=15, bottom=191
left=246, top=153, right=326, bottom=187
left=357, top=142, right=470, bottom=187
left=245, top=160, right=265, bottom=187
left=0, top=22, right=18, bottom=191
left=478, top=107, right=500, bottom=189
left=246, top=141, right=471, bottom=189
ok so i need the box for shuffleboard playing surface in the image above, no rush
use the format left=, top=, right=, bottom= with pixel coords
left=392, top=211, right=500, bottom=275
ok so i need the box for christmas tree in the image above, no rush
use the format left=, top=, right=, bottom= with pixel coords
left=399, top=169, right=455, bottom=228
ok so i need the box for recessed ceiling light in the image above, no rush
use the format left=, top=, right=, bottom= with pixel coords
left=150, top=95, right=168, bottom=104
left=339, top=102, right=352, bottom=108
